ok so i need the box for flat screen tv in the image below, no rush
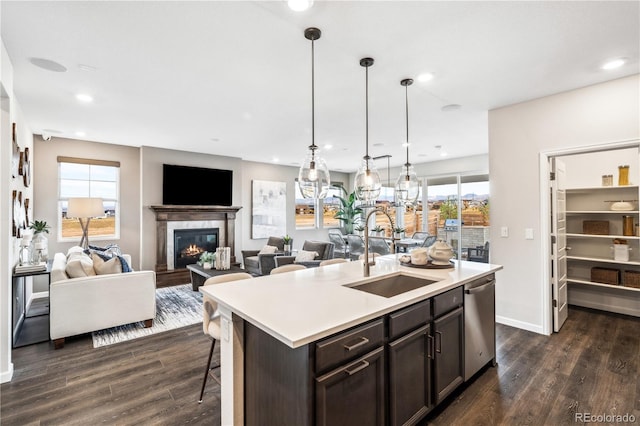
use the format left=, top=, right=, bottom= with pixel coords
left=163, top=164, right=233, bottom=206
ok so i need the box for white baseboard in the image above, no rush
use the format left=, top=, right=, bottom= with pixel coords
left=496, top=315, right=546, bottom=335
left=569, top=301, right=640, bottom=318
left=1, top=363, right=14, bottom=383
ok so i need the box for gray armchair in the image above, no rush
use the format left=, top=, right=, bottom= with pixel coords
left=241, top=236, right=286, bottom=276
left=328, top=230, right=349, bottom=259
left=275, top=240, right=334, bottom=268
left=346, top=234, right=365, bottom=261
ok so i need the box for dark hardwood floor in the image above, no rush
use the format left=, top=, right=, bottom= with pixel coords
left=1, top=306, right=638, bottom=425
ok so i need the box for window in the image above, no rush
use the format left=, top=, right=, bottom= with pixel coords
left=295, top=180, right=316, bottom=229
left=58, top=157, right=120, bottom=241
left=322, top=186, right=343, bottom=228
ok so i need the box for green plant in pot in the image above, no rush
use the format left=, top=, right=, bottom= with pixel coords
left=283, top=235, right=293, bottom=254
left=393, top=226, right=405, bottom=239
left=333, top=188, right=363, bottom=234
left=372, top=225, right=384, bottom=236
left=354, top=224, right=365, bottom=235
left=198, top=251, right=216, bottom=269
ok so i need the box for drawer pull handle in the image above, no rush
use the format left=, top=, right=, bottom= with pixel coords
left=345, top=360, right=370, bottom=376
left=427, top=335, right=434, bottom=359
left=435, top=331, right=442, bottom=354
left=343, top=337, right=369, bottom=351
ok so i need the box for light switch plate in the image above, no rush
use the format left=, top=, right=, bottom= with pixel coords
left=501, top=226, right=509, bottom=238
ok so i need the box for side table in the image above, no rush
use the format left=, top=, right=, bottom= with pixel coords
left=187, top=263, right=244, bottom=291
left=12, top=261, right=52, bottom=348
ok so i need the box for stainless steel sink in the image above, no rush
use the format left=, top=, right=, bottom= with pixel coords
left=346, top=275, right=439, bottom=298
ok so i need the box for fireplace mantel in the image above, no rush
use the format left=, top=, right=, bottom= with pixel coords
left=150, top=205, right=242, bottom=286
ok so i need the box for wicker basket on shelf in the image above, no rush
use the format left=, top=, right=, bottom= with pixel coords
left=623, top=270, right=640, bottom=288
left=582, top=220, right=609, bottom=235
left=590, top=267, right=620, bottom=285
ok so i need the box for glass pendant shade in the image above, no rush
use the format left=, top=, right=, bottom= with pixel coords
left=395, top=165, right=420, bottom=205
left=299, top=150, right=330, bottom=199
left=354, top=158, right=382, bottom=205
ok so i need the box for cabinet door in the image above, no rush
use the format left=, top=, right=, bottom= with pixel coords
left=316, top=346, right=385, bottom=426
left=434, top=307, right=464, bottom=403
left=12, top=277, right=25, bottom=345
left=388, top=324, right=432, bottom=426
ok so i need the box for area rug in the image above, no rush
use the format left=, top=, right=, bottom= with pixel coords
left=92, top=284, right=203, bottom=348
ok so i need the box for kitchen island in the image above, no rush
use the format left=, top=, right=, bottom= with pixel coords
left=200, top=256, right=502, bottom=425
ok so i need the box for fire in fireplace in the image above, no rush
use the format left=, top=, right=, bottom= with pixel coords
left=174, top=228, right=219, bottom=269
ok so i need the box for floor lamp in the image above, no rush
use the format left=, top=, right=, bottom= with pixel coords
left=67, top=197, right=104, bottom=250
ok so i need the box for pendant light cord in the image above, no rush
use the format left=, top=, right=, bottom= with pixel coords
left=405, top=83, right=410, bottom=174
left=311, top=36, right=316, bottom=153
left=365, top=64, right=369, bottom=162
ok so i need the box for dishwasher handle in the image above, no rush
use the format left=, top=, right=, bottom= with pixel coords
left=465, top=279, right=496, bottom=295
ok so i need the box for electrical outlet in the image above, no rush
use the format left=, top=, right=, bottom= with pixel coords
left=525, top=228, right=534, bottom=240
left=501, top=226, right=509, bottom=238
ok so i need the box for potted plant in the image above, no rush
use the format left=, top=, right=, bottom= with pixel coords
left=354, top=224, right=365, bottom=236
left=393, top=226, right=405, bottom=239
left=334, top=187, right=363, bottom=235
left=29, top=220, right=50, bottom=261
left=371, top=225, right=384, bottom=237
left=198, top=251, right=216, bottom=270
left=283, top=235, right=293, bottom=254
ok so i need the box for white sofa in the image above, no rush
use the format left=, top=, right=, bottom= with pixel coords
left=50, top=250, right=156, bottom=349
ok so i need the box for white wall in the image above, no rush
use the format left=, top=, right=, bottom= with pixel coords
left=1, top=37, right=35, bottom=383
left=33, top=137, right=141, bottom=268
left=489, top=74, right=640, bottom=334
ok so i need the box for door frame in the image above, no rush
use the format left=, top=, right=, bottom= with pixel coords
left=539, top=138, right=639, bottom=335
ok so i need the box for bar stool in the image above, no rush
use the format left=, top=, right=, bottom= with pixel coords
left=198, top=272, right=253, bottom=403
left=270, top=264, right=306, bottom=274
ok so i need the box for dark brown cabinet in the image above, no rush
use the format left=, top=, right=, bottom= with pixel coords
left=388, top=324, right=432, bottom=426
left=244, top=285, right=468, bottom=426
left=433, top=306, right=464, bottom=403
left=316, top=347, right=386, bottom=426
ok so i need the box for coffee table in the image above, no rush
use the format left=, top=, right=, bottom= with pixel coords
left=186, top=263, right=244, bottom=291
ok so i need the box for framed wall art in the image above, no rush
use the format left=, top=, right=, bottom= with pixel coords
left=251, top=180, right=287, bottom=239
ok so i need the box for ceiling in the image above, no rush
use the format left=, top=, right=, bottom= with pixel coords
left=1, top=1, right=638, bottom=172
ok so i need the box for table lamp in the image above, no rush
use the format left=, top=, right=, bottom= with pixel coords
left=67, top=197, right=104, bottom=249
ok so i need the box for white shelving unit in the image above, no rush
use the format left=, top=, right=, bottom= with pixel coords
left=566, top=185, right=639, bottom=294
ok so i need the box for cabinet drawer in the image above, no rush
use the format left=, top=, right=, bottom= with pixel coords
left=433, top=287, right=463, bottom=318
left=388, top=299, right=431, bottom=340
left=315, top=319, right=385, bottom=373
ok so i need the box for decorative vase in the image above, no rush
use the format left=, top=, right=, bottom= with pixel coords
left=284, top=244, right=291, bottom=255
left=32, top=232, right=48, bottom=263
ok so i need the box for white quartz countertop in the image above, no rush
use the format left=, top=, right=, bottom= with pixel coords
left=200, top=257, right=502, bottom=348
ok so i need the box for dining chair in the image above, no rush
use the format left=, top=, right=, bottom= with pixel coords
left=421, top=235, right=437, bottom=248
left=199, top=272, right=253, bottom=403
left=328, top=230, right=349, bottom=259
left=346, top=234, right=365, bottom=261
left=319, top=258, right=348, bottom=267
left=368, top=237, right=391, bottom=256
left=271, top=264, right=307, bottom=274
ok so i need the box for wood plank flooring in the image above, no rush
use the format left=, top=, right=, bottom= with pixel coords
left=1, top=306, right=638, bottom=425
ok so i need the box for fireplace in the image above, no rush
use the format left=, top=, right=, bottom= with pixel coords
left=173, top=228, right=219, bottom=269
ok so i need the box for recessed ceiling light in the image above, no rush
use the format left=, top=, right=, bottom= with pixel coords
left=440, top=151, right=448, bottom=157
left=78, top=64, right=98, bottom=72
left=441, top=104, right=461, bottom=112
left=272, top=157, right=279, bottom=163
left=416, top=72, right=434, bottom=83
left=402, top=142, right=410, bottom=148
left=434, top=145, right=442, bottom=149
left=76, top=93, right=93, bottom=103
left=29, top=57, right=67, bottom=72
left=75, top=131, right=86, bottom=137
left=288, top=0, right=313, bottom=11
left=601, top=58, right=627, bottom=70
left=418, top=153, right=428, bottom=157
left=373, top=143, right=384, bottom=147
left=210, top=138, right=220, bottom=142
left=323, top=144, right=333, bottom=150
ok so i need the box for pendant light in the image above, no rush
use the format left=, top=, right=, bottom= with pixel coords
left=394, top=78, right=420, bottom=206
left=354, top=57, right=381, bottom=205
left=298, top=27, right=330, bottom=199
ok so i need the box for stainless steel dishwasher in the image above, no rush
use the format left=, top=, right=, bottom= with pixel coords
left=464, top=273, right=496, bottom=380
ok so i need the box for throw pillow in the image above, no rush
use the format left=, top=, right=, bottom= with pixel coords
left=92, top=252, right=123, bottom=275
left=65, top=253, right=96, bottom=278
left=258, top=245, right=278, bottom=255
left=295, top=250, right=318, bottom=262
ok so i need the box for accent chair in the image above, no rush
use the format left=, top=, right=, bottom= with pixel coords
left=274, top=240, right=335, bottom=268
left=241, top=236, right=286, bottom=276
